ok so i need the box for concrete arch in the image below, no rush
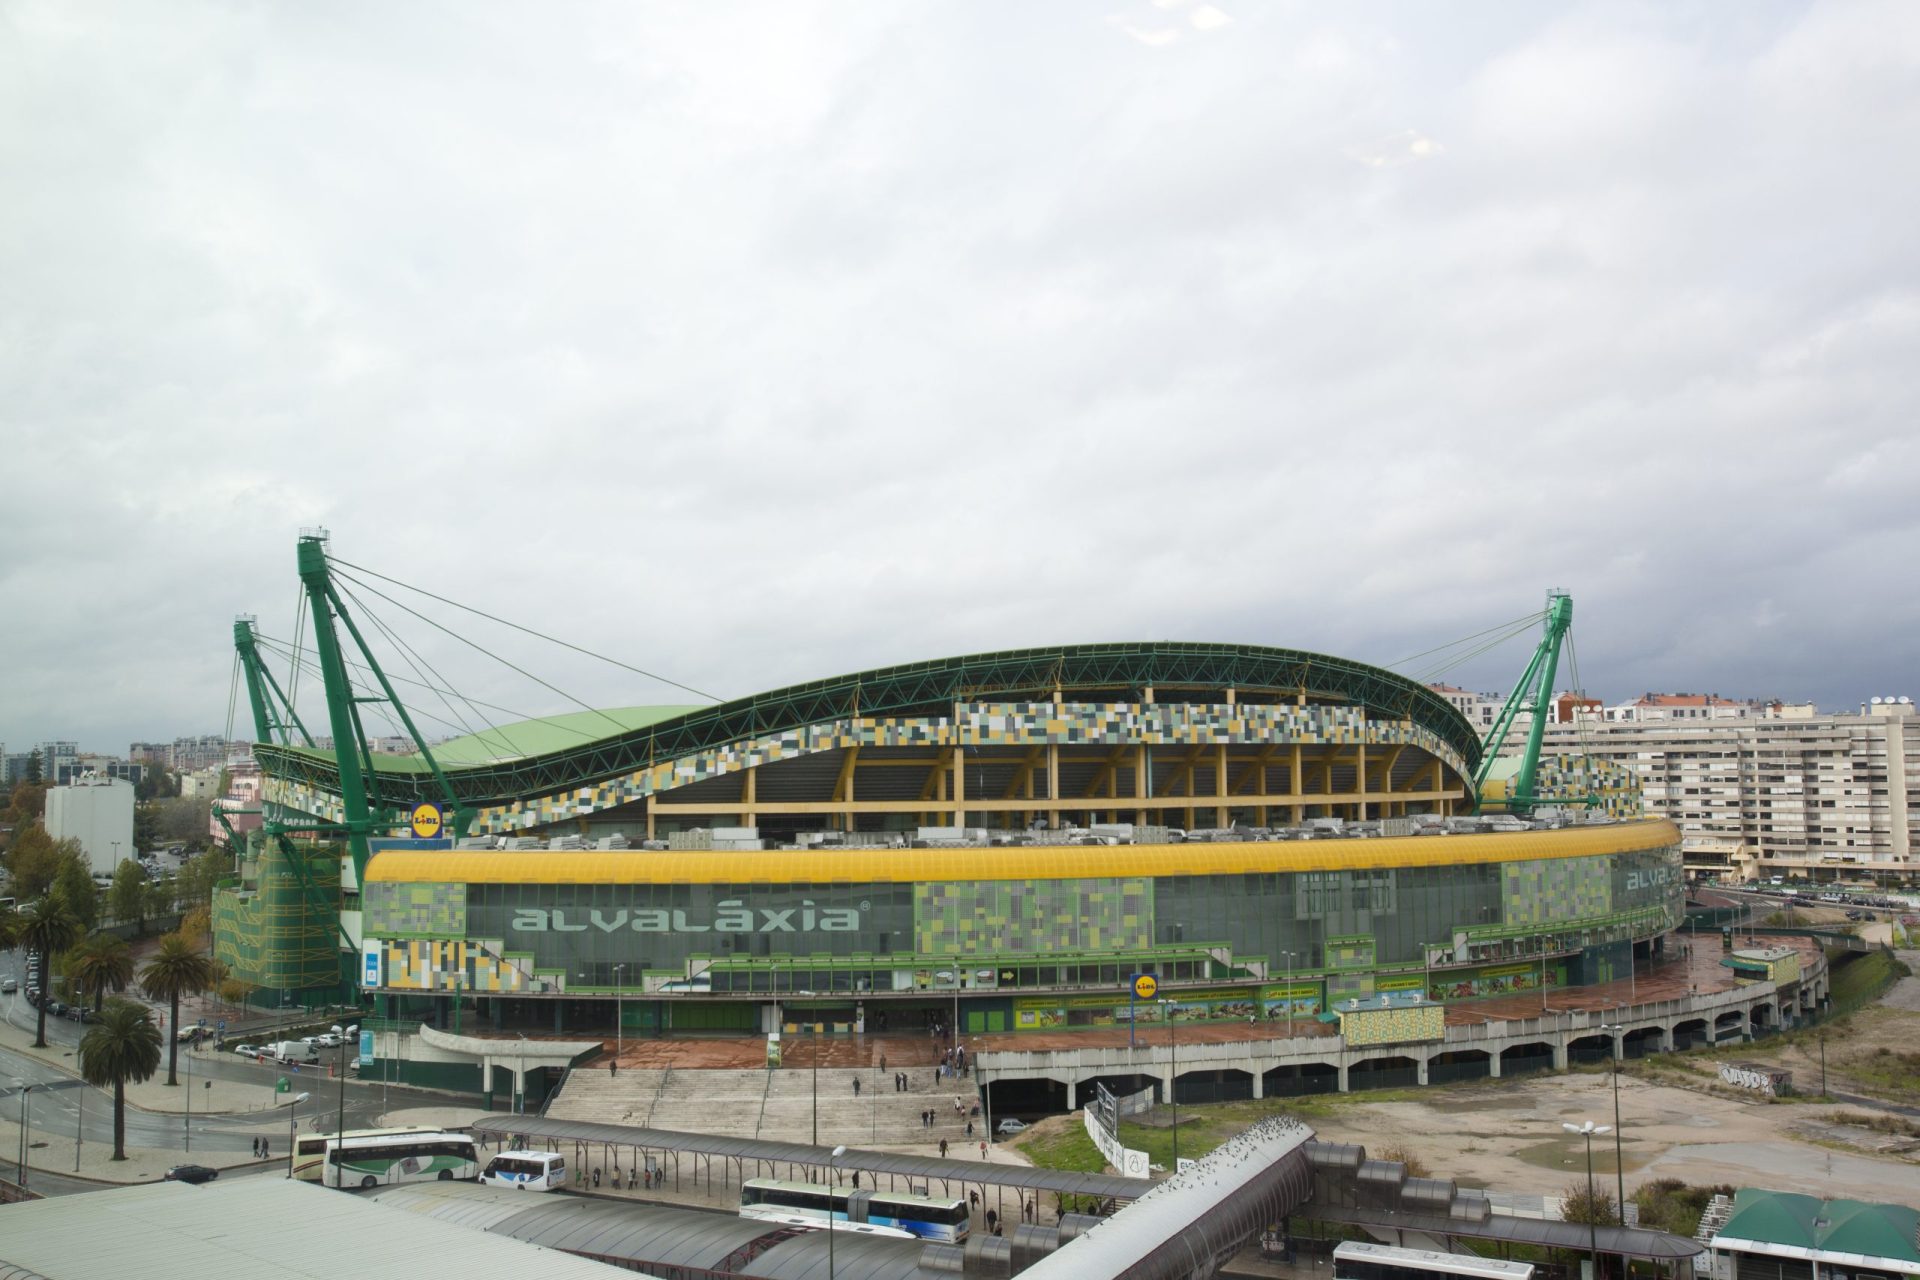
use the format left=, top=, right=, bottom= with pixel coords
left=1427, top=1049, right=1492, bottom=1085
left=1262, top=1062, right=1339, bottom=1098
left=1568, top=1033, right=1616, bottom=1065
left=1673, top=1018, right=1709, bottom=1050
left=1500, top=1041, right=1556, bottom=1077
left=1349, top=1055, right=1420, bottom=1091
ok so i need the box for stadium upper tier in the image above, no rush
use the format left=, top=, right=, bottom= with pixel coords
left=254, top=641, right=1483, bottom=816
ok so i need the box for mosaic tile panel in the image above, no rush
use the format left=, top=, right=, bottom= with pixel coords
left=1502, top=856, right=1611, bottom=927
left=914, top=878, right=1151, bottom=955
left=365, top=881, right=467, bottom=937
left=376, top=937, right=532, bottom=993
left=1338, top=1001, right=1445, bottom=1046
left=462, top=701, right=1471, bottom=834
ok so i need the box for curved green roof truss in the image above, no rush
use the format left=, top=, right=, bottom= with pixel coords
left=255, top=641, right=1480, bottom=811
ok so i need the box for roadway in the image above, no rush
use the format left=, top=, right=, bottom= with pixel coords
left=0, top=952, right=409, bottom=1195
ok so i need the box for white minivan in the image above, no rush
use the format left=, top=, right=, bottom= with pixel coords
left=480, top=1150, right=567, bottom=1191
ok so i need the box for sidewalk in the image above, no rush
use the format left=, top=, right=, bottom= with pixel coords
left=0, top=1111, right=282, bottom=1185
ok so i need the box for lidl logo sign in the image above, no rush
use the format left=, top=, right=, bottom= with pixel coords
left=1132, top=974, right=1159, bottom=1000
left=409, top=802, right=444, bottom=840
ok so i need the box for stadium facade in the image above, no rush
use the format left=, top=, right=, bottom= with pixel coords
left=217, top=642, right=1679, bottom=1038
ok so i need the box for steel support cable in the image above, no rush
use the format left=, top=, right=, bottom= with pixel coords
left=253, top=632, right=608, bottom=749
left=286, top=586, right=309, bottom=722
left=1565, top=630, right=1598, bottom=789
left=334, top=578, right=527, bottom=761
left=225, top=652, right=242, bottom=745
left=328, top=567, right=639, bottom=741
left=255, top=638, right=499, bottom=746
left=1389, top=609, right=1546, bottom=672
left=327, top=555, right=724, bottom=703
left=1410, top=614, right=1548, bottom=684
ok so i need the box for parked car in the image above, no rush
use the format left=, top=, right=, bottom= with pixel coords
left=315, top=1033, right=343, bottom=1048
left=231, top=1043, right=261, bottom=1057
left=48, top=1000, right=68, bottom=1017
left=0, top=977, right=16, bottom=993
left=995, top=1118, right=1029, bottom=1135
left=163, top=1164, right=219, bottom=1184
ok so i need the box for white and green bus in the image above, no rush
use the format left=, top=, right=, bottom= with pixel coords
left=322, top=1131, right=480, bottom=1189
left=292, top=1126, right=439, bottom=1182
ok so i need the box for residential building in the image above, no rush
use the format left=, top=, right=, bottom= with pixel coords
left=211, top=760, right=263, bottom=845
left=1527, top=698, right=1919, bottom=882
left=44, top=773, right=136, bottom=873
left=1427, top=684, right=1508, bottom=734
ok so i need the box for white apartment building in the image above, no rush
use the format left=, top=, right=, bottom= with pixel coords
left=44, top=774, right=136, bottom=874
left=1543, top=699, right=1917, bottom=882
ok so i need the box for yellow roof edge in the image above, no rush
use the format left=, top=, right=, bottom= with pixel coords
left=365, top=820, right=1680, bottom=886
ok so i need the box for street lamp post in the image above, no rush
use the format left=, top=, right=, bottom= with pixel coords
left=1282, top=952, right=1296, bottom=1038
left=186, top=1043, right=194, bottom=1154
left=1819, top=1030, right=1828, bottom=1097
left=13, top=1079, right=34, bottom=1190
left=827, top=1144, right=848, bottom=1280
left=1563, top=1119, right=1613, bottom=1280
left=286, top=1091, right=311, bottom=1178
left=613, top=964, right=625, bottom=1064
left=1158, top=998, right=1179, bottom=1170
left=1599, top=1023, right=1626, bottom=1215
left=798, top=990, right=819, bottom=1147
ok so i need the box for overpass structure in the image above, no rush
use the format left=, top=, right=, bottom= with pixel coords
left=976, top=950, right=1827, bottom=1104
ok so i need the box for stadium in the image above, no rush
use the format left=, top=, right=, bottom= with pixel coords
left=218, top=631, right=1685, bottom=1049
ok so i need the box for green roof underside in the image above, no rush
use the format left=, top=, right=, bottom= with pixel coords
left=255, top=640, right=1482, bottom=812
left=1721, top=1189, right=1920, bottom=1264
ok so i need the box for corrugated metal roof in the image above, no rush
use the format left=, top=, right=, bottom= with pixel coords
left=0, top=1178, right=631, bottom=1280
left=471, top=1116, right=1148, bottom=1199
left=1716, top=1189, right=1920, bottom=1266
left=367, top=820, right=1680, bottom=885
left=367, top=1182, right=938, bottom=1280
left=1316, top=1202, right=1707, bottom=1260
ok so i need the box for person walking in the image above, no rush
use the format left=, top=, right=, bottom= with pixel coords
left=852, top=1075, right=861, bottom=1097
left=879, top=1053, right=887, bottom=1074
left=939, top=1138, right=949, bottom=1158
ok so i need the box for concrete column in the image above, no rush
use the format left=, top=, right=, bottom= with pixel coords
left=1551, top=1040, right=1569, bottom=1070
left=1251, top=1071, right=1264, bottom=1100
left=1417, top=1055, right=1430, bottom=1086
left=1337, top=1062, right=1351, bottom=1093
left=1356, top=742, right=1368, bottom=821
left=1489, top=1053, right=1502, bottom=1079
left=1065, top=1080, right=1076, bottom=1110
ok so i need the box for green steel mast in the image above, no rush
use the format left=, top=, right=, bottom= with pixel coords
left=233, top=616, right=314, bottom=748
left=1472, top=590, right=1576, bottom=814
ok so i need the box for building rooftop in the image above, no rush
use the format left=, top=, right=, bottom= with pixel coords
left=1714, top=1188, right=1920, bottom=1271
left=0, top=1178, right=630, bottom=1280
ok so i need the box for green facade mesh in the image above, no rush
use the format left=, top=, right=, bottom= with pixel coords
left=213, top=831, right=343, bottom=995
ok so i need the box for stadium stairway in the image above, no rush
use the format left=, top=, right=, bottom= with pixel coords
left=547, top=1062, right=986, bottom=1147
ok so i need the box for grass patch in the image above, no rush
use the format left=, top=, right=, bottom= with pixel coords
left=1012, top=1122, right=1109, bottom=1173
left=1825, top=1109, right=1920, bottom=1137
left=1841, top=1045, right=1920, bottom=1104
left=1829, top=949, right=1909, bottom=1014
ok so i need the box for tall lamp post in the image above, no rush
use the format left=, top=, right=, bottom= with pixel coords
left=1281, top=952, right=1296, bottom=1038
left=286, top=1091, right=311, bottom=1178
left=13, top=1079, right=34, bottom=1190
left=1599, top=1023, right=1626, bottom=1215
left=1157, top=998, right=1179, bottom=1170
left=827, top=1144, right=848, bottom=1280
left=1563, top=1119, right=1613, bottom=1280
left=334, top=1024, right=360, bottom=1188
left=798, top=990, right=819, bottom=1147
left=612, top=964, right=625, bottom=1064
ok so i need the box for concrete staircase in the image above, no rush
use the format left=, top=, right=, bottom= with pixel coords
left=547, top=1062, right=985, bottom=1147
left=1695, top=1193, right=1735, bottom=1246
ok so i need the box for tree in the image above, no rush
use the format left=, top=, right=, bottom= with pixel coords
left=143, top=875, right=176, bottom=920
left=3, top=823, right=65, bottom=900
left=140, top=932, right=213, bottom=1085
left=132, top=804, right=159, bottom=853
left=70, top=932, right=135, bottom=1012
left=109, top=858, right=149, bottom=934
left=18, top=896, right=83, bottom=1047
left=136, top=763, right=177, bottom=802
left=2, top=781, right=47, bottom=826
left=51, top=852, right=99, bottom=931
left=24, top=748, right=42, bottom=785
left=179, top=904, right=212, bottom=948
left=79, top=997, right=162, bottom=1160
left=1562, top=1179, right=1621, bottom=1227
left=174, top=852, right=228, bottom=919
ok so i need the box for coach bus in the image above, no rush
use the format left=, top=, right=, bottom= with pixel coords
left=1333, top=1242, right=1534, bottom=1280
left=740, top=1178, right=971, bottom=1242
left=291, top=1126, right=440, bottom=1182
left=321, top=1131, right=480, bottom=1189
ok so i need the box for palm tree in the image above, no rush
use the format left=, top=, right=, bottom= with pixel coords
left=140, top=932, right=214, bottom=1086
left=79, top=998, right=162, bottom=1160
left=70, top=933, right=136, bottom=1013
left=18, top=897, right=82, bottom=1048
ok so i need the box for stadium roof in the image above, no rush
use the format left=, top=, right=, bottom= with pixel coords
left=256, top=640, right=1482, bottom=810
left=421, top=706, right=703, bottom=766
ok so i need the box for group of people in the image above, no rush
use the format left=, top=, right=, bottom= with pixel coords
left=251, top=1137, right=270, bottom=1159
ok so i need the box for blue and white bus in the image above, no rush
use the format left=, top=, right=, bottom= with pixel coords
left=741, top=1179, right=970, bottom=1242
left=480, top=1150, right=567, bottom=1191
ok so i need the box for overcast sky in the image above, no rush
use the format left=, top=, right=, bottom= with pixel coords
left=3, top=1, right=1916, bottom=754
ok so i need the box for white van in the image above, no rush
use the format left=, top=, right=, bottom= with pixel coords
left=269, top=1040, right=320, bottom=1064
left=480, top=1150, right=567, bottom=1191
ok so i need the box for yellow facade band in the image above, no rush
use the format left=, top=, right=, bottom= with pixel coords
left=365, top=818, right=1681, bottom=886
